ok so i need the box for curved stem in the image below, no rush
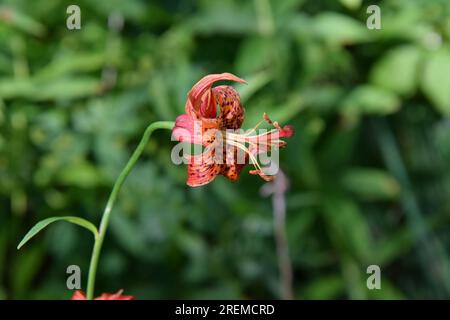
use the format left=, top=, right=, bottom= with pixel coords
left=86, top=121, right=174, bottom=299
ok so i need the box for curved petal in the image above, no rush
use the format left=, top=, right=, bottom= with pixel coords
left=186, top=73, right=246, bottom=119
left=172, top=114, right=220, bottom=146
left=172, top=114, right=204, bottom=145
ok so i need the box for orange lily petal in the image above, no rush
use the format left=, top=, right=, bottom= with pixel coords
left=186, top=73, right=246, bottom=119
left=186, top=147, right=223, bottom=187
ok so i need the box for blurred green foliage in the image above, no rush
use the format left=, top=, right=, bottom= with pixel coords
left=1, top=0, right=450, bottom=299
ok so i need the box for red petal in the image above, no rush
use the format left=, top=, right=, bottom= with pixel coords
left=172, top=114, right=204, bottom=145
left=186, top=148, right=222, bottom=187
left=71, top=289, right=134, bottom=300
left=71, top=290, right=87, bottom=300
left=172, top=114, right=221, bottom=146
left=95, top=290, right=135, bottom=300
left=186, top=73, right=246, bottom=119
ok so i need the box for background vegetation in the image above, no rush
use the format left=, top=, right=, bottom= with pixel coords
left=1, top=0, right=450, bottom=299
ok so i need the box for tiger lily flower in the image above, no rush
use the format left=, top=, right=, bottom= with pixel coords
left=172, top=73, right=294, bottom=187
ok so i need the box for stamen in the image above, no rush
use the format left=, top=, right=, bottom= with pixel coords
left=243, top=118, right=265, bottom=136
left=213, top=112, right=293, bottom=182
left=243, top=113, right=280, bottom=137
left=263, top=112, right=273, bottom=124
left=225, top=140, right=265, bottom=174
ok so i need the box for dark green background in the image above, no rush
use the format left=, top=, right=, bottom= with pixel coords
left=1, top=0, right=450, bottom=299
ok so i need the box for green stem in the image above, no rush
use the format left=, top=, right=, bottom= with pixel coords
left=86, top=121, right=174, bottom=300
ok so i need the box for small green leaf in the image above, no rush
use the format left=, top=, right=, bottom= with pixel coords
left=342, top=168, right=400, bottom=201
left=235, top=38, right=274, bottom=75
left=370, top=45, right=422, bottom=96
left=0, top=6, right=46, bottom=37
left=235, top=71, right=272, bottom=103
left=17, top=216, right=98, bottom=250
left=421, top=48, right=450, bottom=115
left=323, top=197, right=373, bottom=263
left=342, top=85, right=401, bottom=115
left=339, top=0, right=362, bottom=10
left=302, top=275, right=344, bottom=299
left=313, top=12, right=370, bottom=45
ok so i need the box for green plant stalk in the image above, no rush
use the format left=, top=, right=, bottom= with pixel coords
left=86, top=121, right=174, bottom=300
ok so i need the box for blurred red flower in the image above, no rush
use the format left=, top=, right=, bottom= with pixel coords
left=71, top=289, right=134, bottom=300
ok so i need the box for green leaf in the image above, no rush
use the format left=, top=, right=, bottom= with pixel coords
left=35, top=53, right=106, bottom=79
left=370, top=45, right=422, bottom=96
left=246, top=93, right=304, bottom=126
left=342, top=168, right=400, bottom=201
left=235, top=38, right=274, bottom=75
left=313, top=12, right=370, bottom=45
left=36, top=77, right=101, bottom=101
left=58, top=159, right=104, bottom=188
left=189, top=1, right=255, bottom=35
left=339, top=0, right=362, bottom=10
left=235, top=71, right=272, bottom=103
left=12, top=244, right=45, bottom=298
left=0, top=6, right=46, bottom=37
left=302, top=275, right=345, bottom=299
left=422, top=48, right=450, bottom=115
left=342, top=85, right=401, bottom=115
left=375, top=212, right=446, bottom=265
left=0, top=77, right=101, bottom=101
left=323, top=197, right=373, bottom=263
left=17, top=216, right=98, bottom=250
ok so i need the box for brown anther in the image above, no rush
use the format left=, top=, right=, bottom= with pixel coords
left=263, top=113, right=273, bottom=124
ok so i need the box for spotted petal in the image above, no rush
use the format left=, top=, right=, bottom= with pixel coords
left=186, top=73, right=246, bottom=119
left=186, top=147, right=222, bottom=187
